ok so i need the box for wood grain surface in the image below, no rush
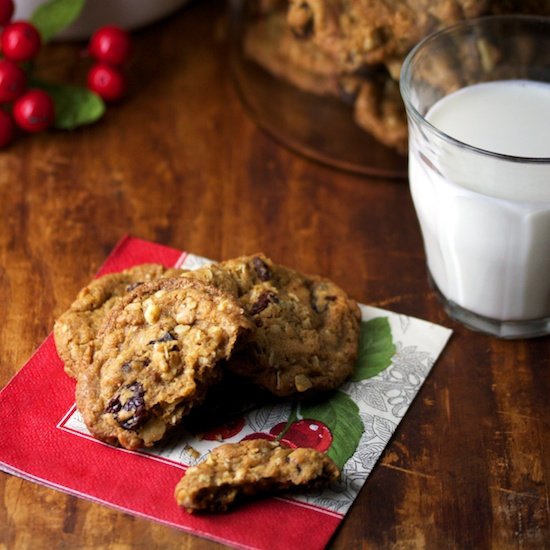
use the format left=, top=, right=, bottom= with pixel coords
left=0, top=1, right=548, bottom=548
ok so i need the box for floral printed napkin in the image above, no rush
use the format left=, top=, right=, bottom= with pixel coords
left=0, top=236, right=452, bottom=550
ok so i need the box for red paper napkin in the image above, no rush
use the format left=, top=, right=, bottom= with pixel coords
left=0, top=236, right=342, bottom=550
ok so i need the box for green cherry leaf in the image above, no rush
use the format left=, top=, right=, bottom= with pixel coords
left=34, top=81, right=105, bottom=130
left=351, top=317, right=396, bottom=381
left=301, top=391, right=364, bottom=469
left=31, top=0, right=86, bottom=43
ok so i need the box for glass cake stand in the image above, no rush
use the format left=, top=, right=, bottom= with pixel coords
left=228, top=2, right=408, bottom=179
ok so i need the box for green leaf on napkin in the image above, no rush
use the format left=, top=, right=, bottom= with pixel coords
left=301, top=391, right=363, bottom=469
left=31, top=0, right=86, bottom=42
left=34, top=81, right=105, bottom=129
left=351, top=318, right=396, bottom=381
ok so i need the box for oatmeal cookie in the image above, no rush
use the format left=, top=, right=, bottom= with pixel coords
left=201, top=254, right=361, bottom=397
left=175, top=439, right=340, bottom=513
left=287, top=0, right=490, bottom=72
left=75, top=277, right=254, bottom=450
left=54, top=264, right=184, bottom=378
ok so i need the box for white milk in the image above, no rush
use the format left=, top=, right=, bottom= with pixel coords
left=409, top=80, right=550, bottom=321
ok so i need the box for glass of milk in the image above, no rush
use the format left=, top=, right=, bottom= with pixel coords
left=400, top=16, right=550, bottom=338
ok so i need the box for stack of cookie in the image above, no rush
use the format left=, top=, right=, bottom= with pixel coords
left=54, top=254, right=361, bottom=511
left=244, top=0, right=550, bottom=153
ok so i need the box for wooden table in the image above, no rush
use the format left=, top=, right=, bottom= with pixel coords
left=1, top=1, right=548, bottom=548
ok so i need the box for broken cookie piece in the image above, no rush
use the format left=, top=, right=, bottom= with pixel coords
left=175, top=439, right=340, bottom=513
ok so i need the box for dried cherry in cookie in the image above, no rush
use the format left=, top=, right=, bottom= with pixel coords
left=248, top=290, right=278, bottom=315
left=105, top=381, right=148, bottom=430
left=252, top=255, right=272, bottom=281
left=75, top=277, right=253, bottom=450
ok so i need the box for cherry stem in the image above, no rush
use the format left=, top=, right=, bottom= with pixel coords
left=275, top=404, right=299, bottom=442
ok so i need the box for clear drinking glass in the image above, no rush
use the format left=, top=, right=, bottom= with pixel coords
left=400, top=16, right=550, bottom=338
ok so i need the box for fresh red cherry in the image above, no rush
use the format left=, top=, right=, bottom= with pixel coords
left=1, top=21, right=41, bottom=62
left=0, top=59, right=26, bottom=102
left=13, top=89, right=55, bottom=132
left=202, top=417, right=245, bottom=441
left=89, top=25, right=131, bottom=66
left=270, top=419, right=333, bottom=452
left=0, top=0, right=14, bottom=27
left=0, top=109, right=14, bottom=147
left=87, top=63, right=126, bottom=102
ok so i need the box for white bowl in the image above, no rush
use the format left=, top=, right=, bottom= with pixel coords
left=14, top=0, right=190, bottom=40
